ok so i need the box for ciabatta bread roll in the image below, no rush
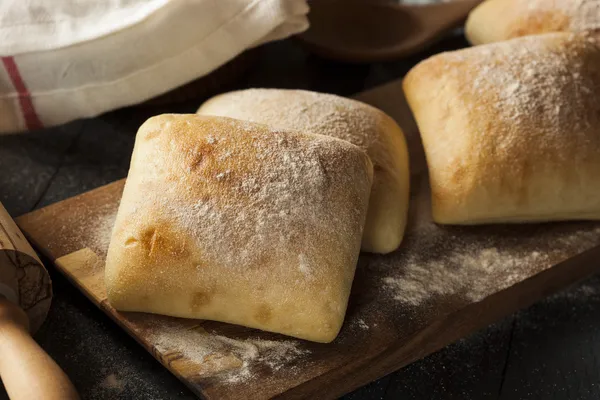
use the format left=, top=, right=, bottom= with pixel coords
left=105, top=114, right=373, bottom=343
left=403, top=32, right=600, bottom=225
left=466, top=0, right=600, bottom=45
left=198, top=89, right=409, bottom=254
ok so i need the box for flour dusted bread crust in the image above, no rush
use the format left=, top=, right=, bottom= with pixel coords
left=105, top=114, right=373, bottom=343
left=466, top=0, right=600, bottom=45
left=197, top=89, right=409, bottom=254
left=403, top=32, right=600, bottom=225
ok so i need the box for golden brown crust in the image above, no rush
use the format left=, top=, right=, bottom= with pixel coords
left=105, top=114, right=373, bottom=343
left=197, top=89, right=409, bottom=254
left=466, top=0, right=600, bottom=45
left=403, top=32, right=600, bottom=225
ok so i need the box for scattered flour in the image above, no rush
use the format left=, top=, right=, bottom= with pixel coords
left=524, top=0, right=600, bottom=32
left=383, top=247, right=547, bottom=305
left=355, top=319, right=370, bottom=330
left=52, top=197, right=118, bottom=256
left=439, top=32, right=600, bottom=169
left=148, top=319, right=309, bottom=384
left=380, top=219, right=600, bottom=306
left=549, top=280, right=600, bottom=302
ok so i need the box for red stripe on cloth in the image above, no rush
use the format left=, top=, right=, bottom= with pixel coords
left=2, top=56, right=43, bottom=130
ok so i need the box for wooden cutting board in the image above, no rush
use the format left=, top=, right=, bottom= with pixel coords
left=16, top=79, right=600, bottom=400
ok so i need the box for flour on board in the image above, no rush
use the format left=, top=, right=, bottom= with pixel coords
left=147, top=319, right=309, bottom=384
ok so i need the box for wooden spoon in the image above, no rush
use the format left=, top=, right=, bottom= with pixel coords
left=298, top=0, right=483, bottom=62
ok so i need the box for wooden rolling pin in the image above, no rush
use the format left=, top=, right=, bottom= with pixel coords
left=0, top=202, right=79, bottom=400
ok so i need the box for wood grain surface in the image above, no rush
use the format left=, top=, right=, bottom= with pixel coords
left=15, top=79, right=600, bottom=400
left=0, top=202, right=52, bottom=333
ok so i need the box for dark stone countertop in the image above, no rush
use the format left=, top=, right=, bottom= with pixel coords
left=1, top=36, right=600, bottom=400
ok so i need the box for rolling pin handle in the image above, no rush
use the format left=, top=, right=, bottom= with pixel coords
left=0, top=296, right=79, bottom=400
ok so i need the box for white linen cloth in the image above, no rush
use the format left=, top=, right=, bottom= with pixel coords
left=0, top=0, right=309, bottom=133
